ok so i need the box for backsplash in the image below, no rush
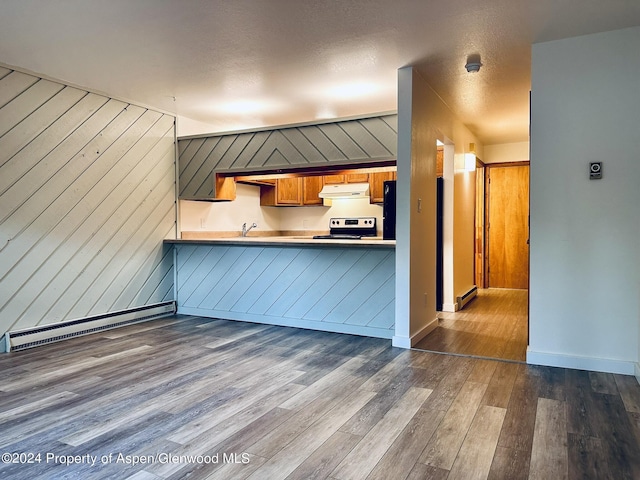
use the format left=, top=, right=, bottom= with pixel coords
left=180, top=183, right=383, bottom=235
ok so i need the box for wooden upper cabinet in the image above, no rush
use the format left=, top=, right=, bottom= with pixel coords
left=323, top=174, right=345, bottom=184
left=276, top=177, right=303, bottom=205
left=369, top=171, right=396, bottom=204
left=323, top=173, right=369, bottom=184
left=346, top=173, right=369, bottom=183
left=302, top=176, right=324, bottom=205
left=259, top=169, right=395, bottom=206
left=260, top=176, right=324, bottom=206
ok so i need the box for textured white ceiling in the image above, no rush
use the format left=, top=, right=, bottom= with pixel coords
left=1, top=0, right=639, bottom=144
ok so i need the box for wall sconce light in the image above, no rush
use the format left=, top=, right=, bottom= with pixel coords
left=465, top=143, right=476, bottom=171
left=465, top=54, right=482, bottom=73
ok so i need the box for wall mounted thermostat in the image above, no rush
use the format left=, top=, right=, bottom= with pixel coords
left=589, top=162, right=602, bottom=180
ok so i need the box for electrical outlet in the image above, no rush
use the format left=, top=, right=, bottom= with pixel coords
left=423, top=292, right=428, bottom=306
left=417, top=198, right=422, bottom=213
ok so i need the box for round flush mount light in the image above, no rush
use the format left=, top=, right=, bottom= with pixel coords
left=465, top=54, right=482, bottom=73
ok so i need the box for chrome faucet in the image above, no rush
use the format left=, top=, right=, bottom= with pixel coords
left=242, top=222, right=257, bottom=237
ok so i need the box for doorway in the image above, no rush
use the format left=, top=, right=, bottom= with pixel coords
left=415, top=160, right=530, bottom=362
left=486, top=163, right=529, bottom=289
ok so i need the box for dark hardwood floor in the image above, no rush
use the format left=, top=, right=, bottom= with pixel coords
left=1, top=314, right=639, bottom=479
left=414, top=288, right=528, bottom=362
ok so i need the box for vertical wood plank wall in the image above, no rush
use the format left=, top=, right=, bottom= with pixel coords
left=0, top=66, right=176, bottom=343
left=178, top=114, right=398, bottom=199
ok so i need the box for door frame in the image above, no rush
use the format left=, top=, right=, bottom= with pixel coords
left=483, top=161, right=530, bottom=289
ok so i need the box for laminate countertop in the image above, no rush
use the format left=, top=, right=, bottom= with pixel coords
left=164, top=235, right=395, bottom=249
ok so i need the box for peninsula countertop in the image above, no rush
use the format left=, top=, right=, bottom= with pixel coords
left=164, top=234, right=395, bottom=249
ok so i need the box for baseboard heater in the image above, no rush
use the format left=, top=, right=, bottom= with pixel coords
left=457, top=286, right=478, bottom=310
left=4, top=301, right=176, bottom=352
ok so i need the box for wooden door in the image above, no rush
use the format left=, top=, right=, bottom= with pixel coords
left=488, top=165, right=529, bottom=289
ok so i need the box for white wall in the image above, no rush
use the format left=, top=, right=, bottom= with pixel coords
left=529, top=27, right=640, bottom=374
left=484, top=142, right=529, bottom=164
left=180, top=184, right=281, bottom=234
left=394, top=67, right=480, bottom=347
left=177, top=115, right=220, bottom=138
left=180, top=183, right=384, bottom=235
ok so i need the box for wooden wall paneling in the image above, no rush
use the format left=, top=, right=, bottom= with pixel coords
left=14, top=128, right=175, bottom=324
left=0, top=99, right=134, bottom=246
left=214, top=248, right=282, bottom=311
left=178, top=246, right=231, bottom=306
left=177, top=114, right=398, bottom=200
left=0, top=102, right=147, bottom=282
left=317, top=123, right=368, bottom=159
left=0, top=66, right=11, bottom=80
left=127, top=242, right=175, bottom=305
left=199, top=247, right=264, bottom=310
left=232, top=248, right=307, bottom=313
left=0, top=79, right=64, bottom=137
left=0, top=93, right=110, bottom=198
left=339, top=119, right=393, bottom=159
left=333, top=252, right=395, bottom=324
left=223, top=130, right=270, bottom=170
left=262, top=249, right=340, bottom=316
left=174, top=244, right=395, bottom=338
left=283, top=250, right=366, bottom=319
left=298, top=125, right=345, bottom=162
left=359, top=115, right=398, bottom=153
left=178, top=137, right=218, bottom=195
left=0, top=86, right=88, bottom=166
left=88, top=201, right=176, bottom=315
left=186, top=136, right=238, bottom=198
left=302, top=250, right=389, bottom=321
left=0, top=70, right=40, bottom=109
left=7, top=115, right=175, bottom=328
left=277, top=127, right=327, bottom=164
left=184, top=245, right=249, bottom=308
left=0, top=68, right=176, bottom=338
left=177, top=137, right=205, bottom=178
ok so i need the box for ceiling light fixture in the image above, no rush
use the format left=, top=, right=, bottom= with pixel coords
left=465, top=54, right=482, bottom=73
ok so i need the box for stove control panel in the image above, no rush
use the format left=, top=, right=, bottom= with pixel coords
left=330, top=217, right=377, bottom=229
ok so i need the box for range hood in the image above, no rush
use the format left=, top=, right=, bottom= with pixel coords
left=318, top=183, right=370, bottom=199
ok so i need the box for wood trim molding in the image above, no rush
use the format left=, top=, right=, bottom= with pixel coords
left=486, top=161, right=530, bottom=168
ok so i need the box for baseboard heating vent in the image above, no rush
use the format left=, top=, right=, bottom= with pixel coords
left=5, top=301, right=176, bottom=352
left=456, top=286, right=478, bottom=310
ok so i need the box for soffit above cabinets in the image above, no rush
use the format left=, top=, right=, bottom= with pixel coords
left=178, top=114, right=397, bottom=200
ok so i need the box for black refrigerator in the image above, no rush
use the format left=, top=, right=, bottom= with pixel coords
left=382, top=180, right=396, bottom=240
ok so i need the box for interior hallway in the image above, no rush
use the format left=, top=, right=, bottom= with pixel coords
left=414, top=288, right=528, bottom=362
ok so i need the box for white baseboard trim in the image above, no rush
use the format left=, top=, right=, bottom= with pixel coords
left=527, top=347, right=636, bottom=375
left=392, top=317, right=438, bottom=349
left=441, top=303, right=458, bottom=313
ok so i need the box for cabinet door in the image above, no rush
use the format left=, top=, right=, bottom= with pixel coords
left=347, top=173, right=369, bottom=183
left=323, top=174, right=345, bottom=184
left=369, top=171, right=395, bottom=203
left=276, top=177, right=303, bottom=205
left=303, top=176, right=324, bottom=205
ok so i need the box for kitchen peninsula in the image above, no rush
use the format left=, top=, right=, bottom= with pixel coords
left=172, top=113, right=398, bottom=339
left=164, top=235, right=395, bottom=339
